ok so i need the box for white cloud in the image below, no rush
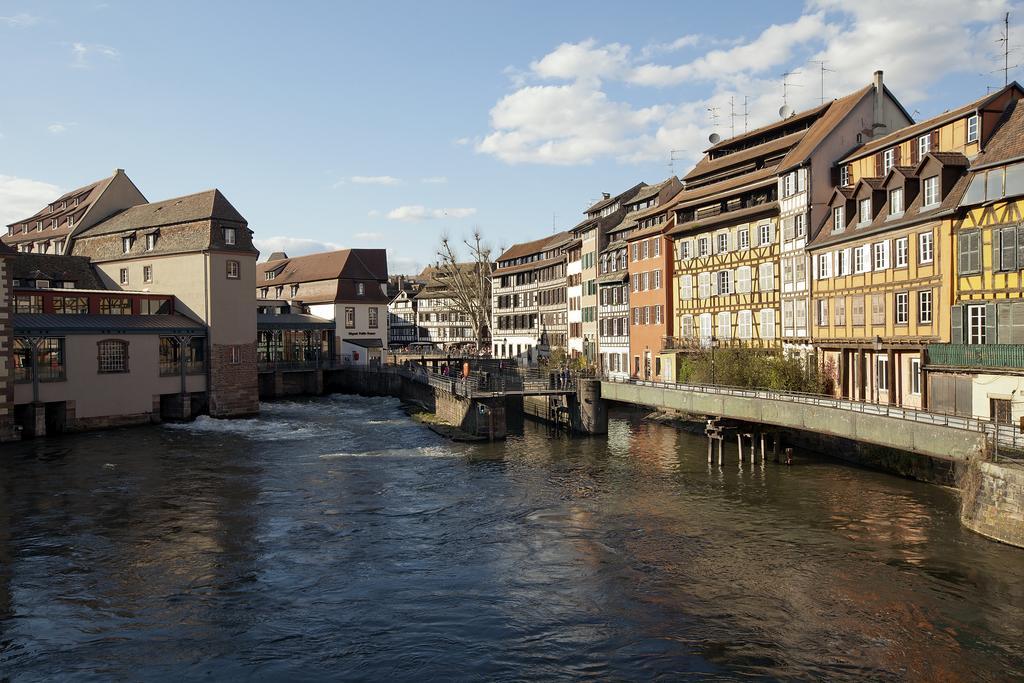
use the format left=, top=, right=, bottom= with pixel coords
left=254, top=236, right=342, bottom=260
left=353, top=231, right=384, bottom=240
left=385, top=205, right=477, bottom=222
left=70, top=42, right=119, bottom=68
left=47, top=122, right=76, bottom=134
left=420, top=176, right=448, bottom=184
left=350, top=175, right=401, bottom=185
left=0, top=13, right=38, bottom=27
left=477, top=3, right=1014, bottom=166
left=0, top=175, right=61, bottom=227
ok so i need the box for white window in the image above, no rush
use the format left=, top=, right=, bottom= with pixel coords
left=759, top=224, right=772, bottom=245
left=910, top=357, right=922, bottom=395
left=654, top=239, right=661, bottom=257
left=918, top=232, right=933, bottom=263
left=699, top=313, right=713, bottom=340
left=643, top=306, right=650, bottom=324
left=967, top=114, right=979, bottom=143
left=968, top=304, right=986, bottom=344
left=143, top=265, right=153, bottom=283
left=717, top=233, right=729, bottom=253
left=631, top=243, right=639, bottom=261
left=653, top=270, right=662, bottom=289
left=67, top=214, right=75, bottom=227
left=697, top=272, right=710, bottom=299
left=817, top=253, right=832, bottom=279
left=698, top=237, right=709, bottom=256
left=882, top=148, right=895, bottom=174
left=736, top=265, right=751, bottom=293
left=895, top=292, right=909, bottom=324
left=655, top=305, right=662, bottom=325
left=680, top=274, right=693, bottom=300
left=816, top=299, right=829, bottom=326
left=642, top=241, right=649, bottom=259
left=918, top=134, right=931, bottom=158
left=877, top=356, right=890, bottom=391
left=642, top=271, right=650, bottom=290
left=859, top=198, right=872, bottom=225
left=357, top=282, right=365, bottom=296
left=119, top=268, right=129, bottom=285
left=759, top=308, right=776, bottom=339
left=783, top=172, right=795, bottom=197
left=889, top=187, right=904, bottom=215
left=679, top=241, right=691, bottom=260
left=873, top=241, right=890, bottom=270
left=717, top=270, right=732, bottom=295
left=795, top=213, right=806, bottom=237
left=55, top=240, right=64, bottom=255
left=833, top=206, right=845, bottom=230
left=122, top=236, right=133, bottom=253
left=717, top=311, right=731, bottom=339
left=923, top=175, right=940, bottom=207
left=146, top=233, right=156, bottom=251
left=840, top=165, right=851, bottom=187
left=758, top=262, right=774, bottom=291
left=632, top=273, right=640, bottom=292
left=918, top=290, right=933, bottom=324
left=633, top=307, right=641, bottom=325
left=737, top=310, right=753, bottom=339
left=681, top=314, right=694, bottom=338
left=738, top=229, right=749, bottom=249
left=895, top=237, right=908, bottom=267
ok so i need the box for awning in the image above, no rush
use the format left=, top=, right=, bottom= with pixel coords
left=345, top=337, right=384, bottom=349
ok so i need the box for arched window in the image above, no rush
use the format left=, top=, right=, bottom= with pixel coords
left=97, top=339, right=129, bottom=373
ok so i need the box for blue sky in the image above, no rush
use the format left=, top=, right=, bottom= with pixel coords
left=0, top=0, right=1018, bottom=273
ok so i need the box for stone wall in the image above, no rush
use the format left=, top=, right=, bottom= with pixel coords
left=961, top=460, right=1024, bottom=548
left=435, top=390, right=506, bottom=439
left=208, top=342, right=259, bottom=417
left=0, top=253, right=15, bottom=441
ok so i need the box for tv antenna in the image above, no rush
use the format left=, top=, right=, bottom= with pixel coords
left=668, top=149, right=687, bottom=176
left=781, top=69, right=802, bottom=109
left=729, top=96, right=736, bottom=138
left=997, top=12, right=1017, bottom=86
left=706, top=106, right=721, bottom=131
left=742, top=96, right=749, bottom=133
left=807, top=60, right=834, bottom=104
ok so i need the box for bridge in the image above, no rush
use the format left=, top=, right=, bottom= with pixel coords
left=599, top=377, right=1004, bottom=462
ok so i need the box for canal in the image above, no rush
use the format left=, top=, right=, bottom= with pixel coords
left=2, top=394, right=1023, bottom=680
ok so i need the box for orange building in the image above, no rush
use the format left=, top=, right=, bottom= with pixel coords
left=626, top=203, right=675, bottom=380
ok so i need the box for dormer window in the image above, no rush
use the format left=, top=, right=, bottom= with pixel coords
left=840, top=165, right=851, bottom=187
left=51, top=219, right=58, bottom=229
left=889, top=188, right=904, bottom=215
left=290, top=284, right=299, bottom=297
left=265, top=271, right=276, bottom=280
left=357, top=282, right=365, bottom=296
left=67, top=214, right=75, bottom=227
left=967, top=114, right=979, bottom=143
left=223, top=227, right=236, bottom=245
left=122, top=235, right=134, bottom=253
left=918, top=134, right=931, bottom=158
left=35, top=221, right=42, bottom=230
left=859, top=198, right=872, bottom=225
left=923, top=176, right=940, bottom=207
left=146, top=233, right=157, bottom=251
left=882, top=149, right=895, bottom=174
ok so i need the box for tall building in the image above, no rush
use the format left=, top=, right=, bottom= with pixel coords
left=809, top=83, right=1023, bottom=408
left=257, top=249, right=390, bottom=366
left=666, top=74, right=912, bottom=378
left=491, top=232, right=570, bottom=365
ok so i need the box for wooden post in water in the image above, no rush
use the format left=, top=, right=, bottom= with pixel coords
left=707, top=437, right=713, bottom=463
left=736, top=434, right=743, bottom=464
left=717, top=437, right=723, bottom=465
left=749, top=434, right=756, bottom=463
left=760, top=433, right=766, bottom=461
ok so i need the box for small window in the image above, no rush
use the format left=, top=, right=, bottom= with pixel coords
left=369, top=306, right=379, bottom=329
left=882, top=148, right=895, bottom=174
left=895, top=292, right=909, bottom=324
left=54, top=240, right=64, bottom=255
left=922, top=176, right=940, bottom=207
left=918, top=134, right=931, bottom=158
left=717, top=233, right=728, bottom=253
left=859, top=198, right=872, bottom=225
left=97, top=339, right=129, bottom=373
left=227, top=260, right=241, bottom=279
left=67, top=214, right=75, bottom=227
left=833, top=206, right=845, bottom=231
left=895, top=237, right=908, bottom=267
left=290, top=283, right=299, bottom=297
left=223, top=227, right=236, bottom=245
left=230, top=346, right=242, bottom=364
left=840, top=165, right=851, bottom=187
left=345, top=307, right=356, bottom=328
left=918, top=232, right=934, bottom=264
left=877, top=356, right=889, bottom=391
left=967, top=114, right=979, bottom=143
left=758, top=224, right=772, bottom=245
left=918, top=290, right=933, bottom=324
left=910, top=358, right=922, bottom=395
left=119, top=268, right=129, bottom=285
left=122, top=236, right=134, bottom=253
left=143, top=265, right=153, bottom=283
left=357, top=282, right=365, bottom=296
left=146, top=233, right=157, bottom=251
left=738, top=229, right=749, bottom=249
left=889, top=187, right=904, bottom=215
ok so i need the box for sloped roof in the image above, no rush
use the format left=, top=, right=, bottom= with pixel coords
left=6, top=173, right=114, bottom=229
left=256, top=313, right=335, bottom=330
left=11, top=253, right=103, bottom=288
left=668, top=201, right=778, bottom=237
left=81, top=189, right=246, bottom=236
left=778, top=85, right=874, bottom=171
left=496, top=231, right=570, bottom=262
left=686, top=130, right=805, bottom=181
left=704, top=100, right=831, bottom=154
left=257, top=248, right=389, bottom=285
left=14, top=313, right=203, bottom=334
left=970, top=97, right=1024, bottom=169
left=841, top=83, right=1023, bottom=163
left=666, top=165, right=780, bottom=211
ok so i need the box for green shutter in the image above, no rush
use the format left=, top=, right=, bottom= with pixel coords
left=951, top=305, right=964, bottom=344
left=998, top=302, right=1012, bottom=344
left=1003, top=226, right=1018, bottom=271
left=993, top=228, right=1003, bottom=272
left=985, top=302, right=998, bottom=344
left=1014, top=302, right=1024, bottom=344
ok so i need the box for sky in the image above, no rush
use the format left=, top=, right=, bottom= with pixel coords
left=0, top=0, right=1019, bottom=274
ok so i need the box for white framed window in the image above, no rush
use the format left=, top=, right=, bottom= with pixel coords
left=119, top=268, right=129, bottom=285
left=681, top=314, right=694, bottom=339
left=859, top=198, right=872, bottom=225
left=654, top=270, right=662, bottom=289
left=717, top=311, right=731, bottom=339
left=918, top=232, right=933, bottom=263
left=795, top=213, right=806, bottom=237
left=642, top=271, right=650, bottom=290
left=632, top=273, right=640, bottom=292
left=642, top=241, right=649, bottom=259
left=699, top=313, right=713, bottom=340
left=759, top=224, right=772, bottom=245
left=357, top=282, right=365, bottom=296
left=873, top=241, right=890, bottom=270
left=737, top=310, right=752, bottom=339
left=895, top=292, right=909, bottom=324
left=782, top=172, right=795, bottom=197
left=877, top=356, right=890, bottom=391
left=146, top=233, right=156, bottom=251
left=122, top=236, right=134, bottom=253
left=923, top=175, right=940, bottom=207
left=889, top=187, right=904, bottom=215
left=759, top=308, right=776, bottom=339
left=631, top=243, right=639, bottom=261
left=738, top=229, right=749, bottom=249
left=680, top=274, right=693, bottom=300
left=834, top=249, right=847, bottom=276
left=653, top=239, right=660, bottom=257
left=833, top=206, right=845, bottom=231
left=633, top=307, right=640, bottom=325
left=758, top=262, right=774, bottom=291
left=968, top=304, right=986, bottom=344
left=839, top=165, right=851, bottom=187
left=227, top=260, right=241, bottom=279
left=882, top=148, right=895, bottom=174
left=736, top=265, right=751, bottom=293
left=697, top=272, right=710, bottom=299
left=143, top=265, right=153, bottom=283
left=895, top=237, right=908, bottom=267
left=717, top=233, right=729, bottom=253
left=698, top=237, right=709, bottom=257
left=54, top=240, right=64, bottom=255
left=97, top=340, right=129, bottom=373
left=918, top=290, right=933, bottom=324
left=643, top=306, right=650, bottom=324
left=655, top=305, right=662, bottom=325
left=679, top=240, right=691, bottom=260
left=67, top=214, right=75, bottom=227
left=817, top=253, right=832, bottom=279
left=910, top=357, right=922, bottom=395
left=918, top=134, right=931, bottom=158
left=816, top=299, right=828, bottom=326
left=717, top=270, right=732, bottom=295
left=967, top=114, right=979, bottom=143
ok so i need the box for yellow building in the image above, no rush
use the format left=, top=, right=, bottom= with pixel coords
left=927, top=97, right=1024, bottom=423
left=810, top=84, right=1023, bottom=409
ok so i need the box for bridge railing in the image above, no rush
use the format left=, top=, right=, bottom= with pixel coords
left=603, top=375, right=1024, bottom=456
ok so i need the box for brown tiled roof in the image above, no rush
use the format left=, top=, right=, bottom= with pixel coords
left=492, top=253, right=566, bottom=276
left=258, top=248, right=388, bottom=285
left=840, top=84, right=1022, bottom=163
left=970, top=98, right=1024, bottom=169
left=11, top=253, right=103, bottom=289
left=778, top=85, right=874, bottom=171
left=629, top=215, right=676, bottom=241
left=624, top=177, right=676, bottom=207
left=668, top=201, right=779, bottom=237
left=81, top=189, right=246, bottom=236
left=667, top=166, right=779, bottom=211
left=584, top=194, right=619, bottom=215
left=686, top=130, right=805, bottom=181
left=704, top=100, right=831, bottom=154
left=496, top=231, right=570, bottom=262
left=6, top=174, right=113, bottom=229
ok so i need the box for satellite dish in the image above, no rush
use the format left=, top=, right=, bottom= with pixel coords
left=779, top=105, right=794, bottom=119
left=708, top=132, right=721, bottom=144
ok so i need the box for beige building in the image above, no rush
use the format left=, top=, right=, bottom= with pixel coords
left=258, top=249, right=390, bottom=365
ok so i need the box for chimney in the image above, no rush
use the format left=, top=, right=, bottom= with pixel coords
left=114, top=168, right=124, bottom=175
left=602, top=192, right=611, bottom=199
left=872, top=70, right=887, bottom=136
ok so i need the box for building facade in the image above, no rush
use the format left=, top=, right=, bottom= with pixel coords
left=0, top=241, right=15, bottom=441
left=388, top=287, right=421, bottom=347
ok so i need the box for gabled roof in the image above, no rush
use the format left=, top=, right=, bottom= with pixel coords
left=257, top=248, right=389, bottom=285
left=496, top=231, right=570, bottom=262
left=704, top=100, right=831, bottom=154
left=666, top=165, right=779, bottom=211
left=80, top=189, right=246, bottom=236
left=778, top=85, right=875, bottom=171
left=970, top=97, right=1024, bottom=170
left=6, top=173, right=113, bottom=229
left=841, top=82, right=1024, bottom=163
left=686, top=130, right=805, bottom=181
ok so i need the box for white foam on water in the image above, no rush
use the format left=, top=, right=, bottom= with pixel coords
left=318, top=444, right=455, bottom=460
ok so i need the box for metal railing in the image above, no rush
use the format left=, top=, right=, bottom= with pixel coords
left=602, top=375, right=1024, bottom=456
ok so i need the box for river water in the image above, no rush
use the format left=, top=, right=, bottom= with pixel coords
left=1, top=395, right=1023, bottom=680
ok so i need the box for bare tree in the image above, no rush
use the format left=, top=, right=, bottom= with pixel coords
left=432, top=230, right=494, bottom=351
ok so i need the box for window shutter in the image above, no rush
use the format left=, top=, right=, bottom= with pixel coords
left=946, top=307, right=962, bottom=344
left=894, top=146, right=902, bottom=167
left=711, top=272, right=719, bottom=296
left=1013, top=302, right=1024, bottom=344
left=998, top=302, right=1012, bottom=343
left=993, top=228, right=1003, bottom=271
left=910, top=144, right=920, bottom=167
left=875, top=152, right=883, bottom=176
left=797, top=169, right=806, bottom=192
left=1003, top=226, right=1018, bottom=271
left=830, top=165, right=840, bottom=187
left=1018, top=225, right=1024, bottom=268
left=930, top=129, right=940, bottom=149
left=985, top=303, right=998, bottom=344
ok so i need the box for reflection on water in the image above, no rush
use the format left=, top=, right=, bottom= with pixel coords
left=1, top=395, right=1024, bottom=679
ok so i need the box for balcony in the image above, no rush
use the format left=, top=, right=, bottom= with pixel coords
left=927, top=344, right=1024, bottom=370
